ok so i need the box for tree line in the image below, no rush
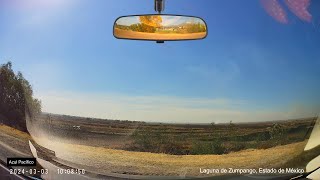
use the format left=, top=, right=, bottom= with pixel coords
left=115, top=21, right=206, bottom=34
left=116, top=23, right=157, bottom=33
left=0, top=61, right=41, bottom=132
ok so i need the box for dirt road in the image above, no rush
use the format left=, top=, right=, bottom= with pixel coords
left=114, top=28, right=206, bottom=40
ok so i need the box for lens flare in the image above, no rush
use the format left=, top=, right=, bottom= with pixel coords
left=260, top=0, right=288, bottom=24
left=285, top=0, right=312, bottom=22
left=260, top=0, right=313, bottom=23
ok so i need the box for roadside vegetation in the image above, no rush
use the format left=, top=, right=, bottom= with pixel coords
left=126, top=120, right=315, bottom=155
left=31, top=113, right=315, bottom=156
left=0, top=61, right=42, bottom=132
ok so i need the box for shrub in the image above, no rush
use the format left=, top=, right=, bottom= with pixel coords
left=130, top=128, right=154, bottom=152
left=129, top=128, right=186, bottom=155
left=268, top=123, right=286, bottom=140
left=191, top=135, right=225, bottom=155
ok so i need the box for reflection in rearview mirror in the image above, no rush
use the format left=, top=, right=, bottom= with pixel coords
left=114, top=15, right=207, bottom=41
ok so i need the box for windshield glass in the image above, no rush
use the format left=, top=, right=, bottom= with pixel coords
left=0, top=0, right=319, bottom=179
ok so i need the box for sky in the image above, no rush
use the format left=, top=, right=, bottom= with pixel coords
left=116, top=15, right=204, bottom=27
left=1, top=0, right=320, bottom=123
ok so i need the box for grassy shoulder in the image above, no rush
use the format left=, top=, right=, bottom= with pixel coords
left=0, top=124, right=31, bottom=141
left=34, top=137, right=308, bottom=176
left=0, top=124, right=33, bottom=160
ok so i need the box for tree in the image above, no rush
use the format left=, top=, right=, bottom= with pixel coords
left=186, top=23, right=207, bottom=33
left=138, top=15, right=163, bottom=33
left=0, top=61, right=41, bottom=132
left=268, top=123, right=286, bottom=140
left=139, top=15, right=162, bottom=28
left=229, top=120, right=235, bottom=129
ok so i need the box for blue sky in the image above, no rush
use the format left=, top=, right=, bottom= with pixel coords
left=1, top=0, right=320, bottom=123
left=116, top=15, right=204, bottom=26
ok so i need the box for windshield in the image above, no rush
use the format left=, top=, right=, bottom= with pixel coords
left=0, top=0, right=320, bottom=179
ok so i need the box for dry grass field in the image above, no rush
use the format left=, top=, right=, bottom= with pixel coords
left=32, top=138, right=307, bottom=176
left=29, top=114, right=316, bottom=155
left=1, top=115, right=318, bottom=177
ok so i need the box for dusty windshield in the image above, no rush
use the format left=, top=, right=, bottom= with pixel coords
left=0, top=0, right=320, bottom=179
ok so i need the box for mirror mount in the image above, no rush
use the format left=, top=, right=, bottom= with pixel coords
left=155, top=0, right=165, bottom=43
left=155, top=0, right=165, bottom=14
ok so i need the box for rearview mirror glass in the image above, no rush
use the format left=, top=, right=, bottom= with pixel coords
left=114, top=15, right=207, bottom=41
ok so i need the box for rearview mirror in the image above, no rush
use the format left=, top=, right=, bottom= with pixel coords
left=114, top=15, right=207, bottom=42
